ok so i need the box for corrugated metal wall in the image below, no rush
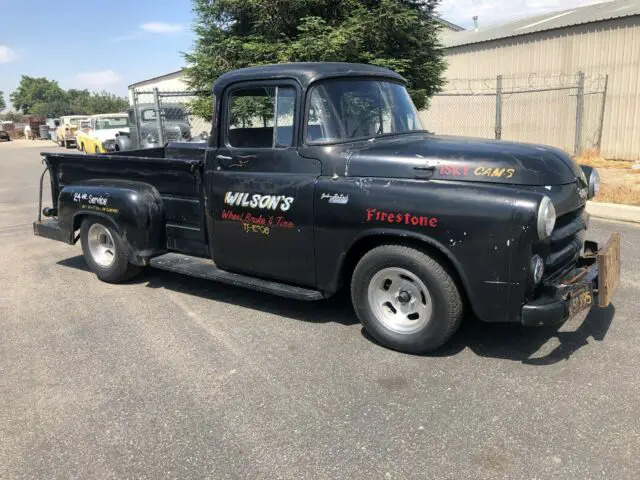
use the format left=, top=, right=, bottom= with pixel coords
left=427, top=16, right=640, bottom=159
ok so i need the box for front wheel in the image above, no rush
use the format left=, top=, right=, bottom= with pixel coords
left=351, top=245, right=463, bottom=354
left=80, top=218, right=141, bottom=283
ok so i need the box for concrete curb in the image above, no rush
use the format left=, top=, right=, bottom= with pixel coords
left=586, top=201, right=640, bottom=224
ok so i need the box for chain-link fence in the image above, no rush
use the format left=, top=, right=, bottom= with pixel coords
left=131, top=88, right=212, bottom=147
left=420, top=72, right=608, bottom=155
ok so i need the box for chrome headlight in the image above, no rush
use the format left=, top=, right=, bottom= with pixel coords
left=532, top=255, right=545, bottom=284
left=537, top=196, right=556, bottom=240
left=588, top=168, right=600, bottom=198
left=101, top=139, right=116, bottom=151
left=146, top=133, right=159, bottom=144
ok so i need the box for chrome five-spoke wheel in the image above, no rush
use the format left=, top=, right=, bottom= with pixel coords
left=367, top=267, right=433, bottom=334
left=87, top=223, right=116, bottom=268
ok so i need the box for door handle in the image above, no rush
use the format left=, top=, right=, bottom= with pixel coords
left=216, top=154, right=255, bottom=169
left=413, top=166, right=435, bottom=179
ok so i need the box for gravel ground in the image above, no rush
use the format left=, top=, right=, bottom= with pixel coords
left=1, top=139, right=639, bottom=479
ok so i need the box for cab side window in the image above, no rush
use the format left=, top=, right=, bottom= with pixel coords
left=227, top=86, right=295, bottom=148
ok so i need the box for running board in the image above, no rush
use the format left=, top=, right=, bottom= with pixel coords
left=149, top=252, right=324, bottom=301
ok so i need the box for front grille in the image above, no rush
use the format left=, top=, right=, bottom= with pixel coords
left=165, top=131, right=182, bottom=141
left=544, top=207, right=587, bottom=281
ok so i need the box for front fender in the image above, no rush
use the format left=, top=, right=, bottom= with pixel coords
left=58, top=179, right=164, bottom=265
left=314, top=177, right=543, bottom=323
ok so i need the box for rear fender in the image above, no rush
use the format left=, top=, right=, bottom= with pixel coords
left=58, top=179, right=164, bottom=265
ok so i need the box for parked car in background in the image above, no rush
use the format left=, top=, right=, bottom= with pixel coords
left=45, top=118, right=60, bottom=142
left=0, top=130, right=10, bottom=142
left=56, top=116, right=88, bottom=148
left=115, top=103, right=192, bottom=151
left=76, top=113, right=128, bottom=154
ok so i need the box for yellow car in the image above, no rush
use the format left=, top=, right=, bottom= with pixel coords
left=76, top=113, right=129, bottom=154
left=55, top=115, right=89, bottom=148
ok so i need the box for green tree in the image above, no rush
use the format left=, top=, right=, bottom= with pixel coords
left=10, top=76, right=66, bottom=115
left=0, top=111, right=24, bottom=122
left=0, top=91, right=6, bottom=111
left=9, top=77, right=129, bottom=117
left=183, top=0, right=446, bottom=118
left=86, top=91, right=129, bottom=114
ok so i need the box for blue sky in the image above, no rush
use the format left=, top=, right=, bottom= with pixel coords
left=0, top=0, right=602, bottom=110
left=0, top=0, right=195, bottom=107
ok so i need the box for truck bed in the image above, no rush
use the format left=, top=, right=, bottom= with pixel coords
left=42, top=145, right=210, bottom=256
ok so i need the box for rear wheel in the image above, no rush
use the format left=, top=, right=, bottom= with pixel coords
left=351, top=245, right=463, bottom=354
left=95, top=145, right=101, bottom=154
left=80, top=218, right=141, bottom=283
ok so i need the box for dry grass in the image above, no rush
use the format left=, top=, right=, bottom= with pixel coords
left=595, top=183, right=640, bottom=205
left=575, top=150, right=640, bottom=205
left=576, top=150, right=639, bottom=171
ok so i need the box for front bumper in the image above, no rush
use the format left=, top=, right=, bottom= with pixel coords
left=33, top=218, right=72, bottom=244
left=521, top=233, right=621, bottom=326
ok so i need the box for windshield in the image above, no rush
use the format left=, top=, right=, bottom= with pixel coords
left=94, top=117, right=128, bottom=130
left=306, top=79, right=423, bottom=144
left=68, top=118, right=84, bottom=126
left=142, top=108, right=187, bottom=122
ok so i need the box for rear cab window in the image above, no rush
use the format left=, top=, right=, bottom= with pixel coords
left=226, top=86, right=296, bottom=149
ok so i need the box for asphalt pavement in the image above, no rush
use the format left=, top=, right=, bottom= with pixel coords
left=1, top=139, right=639, bottom=479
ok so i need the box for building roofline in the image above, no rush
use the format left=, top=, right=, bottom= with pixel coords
left=435, top=16, right=465, bottom=31
left=128, top=69, right=183, bottom=89
left=442, top=0, right=640, bottom=48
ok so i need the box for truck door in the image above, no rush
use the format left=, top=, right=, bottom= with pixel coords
left=211, top=80, right=321, bottom=287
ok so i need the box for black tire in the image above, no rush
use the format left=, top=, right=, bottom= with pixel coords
left=64, top=140, right=71, bottom=149
left=58, top=137, right=64, bottom=147
left=351, top=245, right=463, bottom=354
left=95, top=145, right=100, bottom=154
left=80, top=217, right=141, bottom=283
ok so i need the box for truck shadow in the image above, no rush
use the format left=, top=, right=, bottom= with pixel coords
left=58, top=255, right=615, bottom=360
left=57, top=256, right=359, bottom=326
left=431, top=304, right=615, bottom=365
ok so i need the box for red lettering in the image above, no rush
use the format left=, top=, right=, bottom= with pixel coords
left=452, top=166, right=461, bottom=175
left=364, top=209, right=439, bottom=229
left=463, top=166, right=469, bottom=176
left=366, top=208, right=376, bottom=221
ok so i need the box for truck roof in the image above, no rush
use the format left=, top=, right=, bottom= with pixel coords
left=213, top=62, right=406, bottom=94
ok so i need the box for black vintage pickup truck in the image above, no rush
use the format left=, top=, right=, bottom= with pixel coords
left=34, top=63, right=620, bottom=353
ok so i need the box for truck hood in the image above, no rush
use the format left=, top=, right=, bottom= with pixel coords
left=93, top=128, right=129, bottom=142
left=345, top=133, right=586, bottom=186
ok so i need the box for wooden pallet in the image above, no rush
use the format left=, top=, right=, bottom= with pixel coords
left=598, top=232, right=621, bottom=307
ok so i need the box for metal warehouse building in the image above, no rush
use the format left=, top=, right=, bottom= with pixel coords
left=424, top=0, right=640, bottom=160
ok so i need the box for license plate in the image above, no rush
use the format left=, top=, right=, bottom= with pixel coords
left=598, top=233, right=621, bottom=307
left=568, top=286, right=594, bottom=317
